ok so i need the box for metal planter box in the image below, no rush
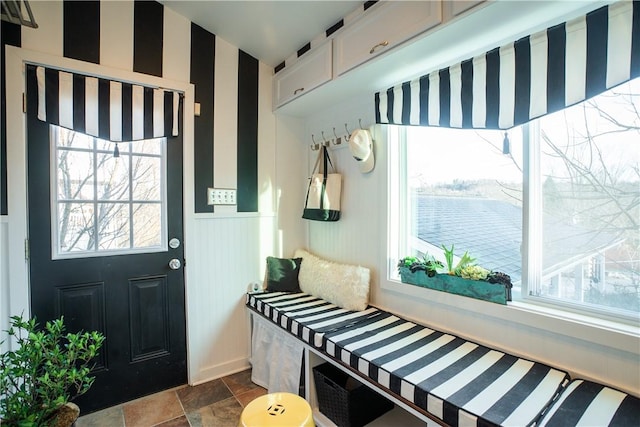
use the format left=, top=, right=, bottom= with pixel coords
left=398, top=267, right=511, bottom=305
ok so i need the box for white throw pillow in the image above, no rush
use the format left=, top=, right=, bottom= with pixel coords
left=294, top=249, right=370, bottom=311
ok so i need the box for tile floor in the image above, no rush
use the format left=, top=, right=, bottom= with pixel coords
left=75, top=369, right=266, bottom=427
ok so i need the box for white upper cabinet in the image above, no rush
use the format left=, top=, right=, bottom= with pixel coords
left=272, top=40, right=333, bottom=109
left=443, top=0, right=485, bottom=21
left=333, top=1, right=442, bottom=77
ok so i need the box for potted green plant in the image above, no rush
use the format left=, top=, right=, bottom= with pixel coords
left=397, top=254, right=444, bottom=277
left=397, top=245, right=513, bottom=304
left=0, top=314, right=105, bottom=426
left=441, top=244, right=475, bottom=275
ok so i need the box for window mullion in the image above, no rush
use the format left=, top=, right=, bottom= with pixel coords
left=93, top=137, right=99, bottom=252
left=129, top=148, right=134, bottom=249
left=387, top=125, right=405, bottom=277
left=523, top=122, right=542, bottom=297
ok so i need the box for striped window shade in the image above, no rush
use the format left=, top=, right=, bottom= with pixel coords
left=29, top=64, right=181, bottom=142
left=375, top=1, right=639, bottom=130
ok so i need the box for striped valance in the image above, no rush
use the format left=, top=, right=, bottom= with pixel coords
left=30, top=65, right=181, bottom=142
left=375, top=1, right=639, bottom=130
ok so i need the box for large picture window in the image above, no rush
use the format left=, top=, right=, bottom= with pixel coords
left=390, top=78, right=639, bottom=320
left=51, top=126, right=167, bottom=259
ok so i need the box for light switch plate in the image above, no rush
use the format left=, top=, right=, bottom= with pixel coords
left=207, top=188, right=237, bottom=205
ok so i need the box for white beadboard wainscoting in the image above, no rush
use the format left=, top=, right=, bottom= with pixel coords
left=0, top=217, right=9, bottom=353
left=304, top=94, right=383, bottom=300
left=185, top=213, right=277, bottom=384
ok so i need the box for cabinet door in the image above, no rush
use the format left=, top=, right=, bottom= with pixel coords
left=334, top=1, right=442, bottom=76
left=273, top=41, right=332, bottom=109
left=443, top=0, right=485, bottom=21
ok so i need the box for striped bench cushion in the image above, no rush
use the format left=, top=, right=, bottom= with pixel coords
left=538, top=379, right=639, bottom=426
left=247, top=291, right=571, bottom=427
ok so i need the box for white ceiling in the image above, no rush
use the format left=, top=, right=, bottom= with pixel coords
left=159, top=1, right=361, bottom=68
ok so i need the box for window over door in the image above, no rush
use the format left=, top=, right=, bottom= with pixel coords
left=51, top=126, right=167, bottom=259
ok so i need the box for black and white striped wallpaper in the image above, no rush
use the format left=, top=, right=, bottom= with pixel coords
left=1, top=0, right=261, bottom=215
left=1, top=21, right=21, bottom=215
left=375, top=1, right=639, bottom=130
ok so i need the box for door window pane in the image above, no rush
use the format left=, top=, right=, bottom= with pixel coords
left=132, top=156, right=162, bottom=201
left=97, top=153, right=130, bottom=201
left=57, top=127, right=93, bottom=149
left=57, top=150, right=94, bottom=200
left=58, top=202, right=94, bottom=252
left=52, top=127, right=167, bottom=258
left=133, top=203, right=162, bottom=247
left=97, top=202, right=131, bottom=250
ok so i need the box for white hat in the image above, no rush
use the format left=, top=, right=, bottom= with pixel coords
left=349, top=129, right=374, bottom=173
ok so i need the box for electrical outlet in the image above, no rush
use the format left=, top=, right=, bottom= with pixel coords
left=207, top=188, right=237, bottom=205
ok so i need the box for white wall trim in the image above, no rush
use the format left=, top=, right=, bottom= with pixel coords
left=194, top=212, right=276, bottom=220
left=191, top=357, right=251, bottom=386
left=380, top=278, right=639, bottom=355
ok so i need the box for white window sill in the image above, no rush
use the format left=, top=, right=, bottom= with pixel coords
left=381, top=278, right=639, bottom=355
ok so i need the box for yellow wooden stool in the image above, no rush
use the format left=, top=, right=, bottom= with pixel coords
left=239, top=392, right=315, bottom=427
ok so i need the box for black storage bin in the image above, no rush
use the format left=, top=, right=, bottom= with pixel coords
left=313, top=362, right=394, bottom=427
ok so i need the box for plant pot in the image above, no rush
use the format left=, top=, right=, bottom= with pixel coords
left=398, top=267, right=511, bottom=305
left=51, top=403, right=80, bottom=427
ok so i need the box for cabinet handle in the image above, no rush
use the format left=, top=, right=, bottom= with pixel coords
left=369, top=41, right=389, bottom=54
left=293, top=87, right=305, bottom=95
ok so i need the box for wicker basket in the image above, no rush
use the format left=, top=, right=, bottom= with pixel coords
left=313, top=363, right=394, bottom=427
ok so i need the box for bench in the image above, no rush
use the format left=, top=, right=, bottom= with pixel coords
left=247, top=291, right=638, bottom=426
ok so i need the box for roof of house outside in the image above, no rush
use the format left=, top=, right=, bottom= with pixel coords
left=413, top=195, right=623, bottom=283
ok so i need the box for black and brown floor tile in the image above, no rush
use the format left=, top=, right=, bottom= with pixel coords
left=75, top=369, right=267, bottom=427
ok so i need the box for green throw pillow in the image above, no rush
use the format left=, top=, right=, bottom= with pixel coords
left=265, top=256, right=302, bottom=292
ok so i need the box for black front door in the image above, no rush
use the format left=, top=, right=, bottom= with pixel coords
left=25, top=70, right=187, bottom=413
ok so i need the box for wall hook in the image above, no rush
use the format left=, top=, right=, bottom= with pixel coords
left=332, top=127, right=341, bottom=145
left=311, top=134, right=320, bottom=151
left=321, top=131, right=329, bottom=146
left=358, top=118, right=363, bottom=129
left=344, top=123, right=351, bottom=142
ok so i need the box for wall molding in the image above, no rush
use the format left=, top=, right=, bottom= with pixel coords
left=192, top=357, right=251, bottom=386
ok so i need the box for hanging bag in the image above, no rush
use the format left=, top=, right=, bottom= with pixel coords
left=302, top=145, right=342, bottom=221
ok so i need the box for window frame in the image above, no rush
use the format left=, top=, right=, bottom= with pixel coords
left=49, top=126, right=168, bottom=260
left=387, top=117, right=638, bottom=325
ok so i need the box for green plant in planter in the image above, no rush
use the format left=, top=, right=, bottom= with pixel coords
left=398, top=247, right=514, bottom=304
left=486, top=271, right=513, bottom=287
left=458, top=264, right=490, bottom=281
left=0, top=314, right=105, bottom=426
left=441, top=244, right=476, bottom=275
left=398, top=254, right=444, bottom=277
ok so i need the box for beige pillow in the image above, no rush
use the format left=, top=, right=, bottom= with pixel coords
left=294, top=249, right=370, bottom=311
